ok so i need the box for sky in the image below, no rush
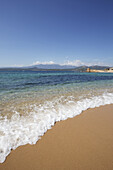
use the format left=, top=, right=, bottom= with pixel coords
left=0, top=0, right=113, bottom=67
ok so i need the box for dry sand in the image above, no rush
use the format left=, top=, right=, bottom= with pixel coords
left=0, top=104, right=113, bottom=170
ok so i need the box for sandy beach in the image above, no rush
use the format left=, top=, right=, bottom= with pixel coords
left=0, top=104, right=113, bottom=170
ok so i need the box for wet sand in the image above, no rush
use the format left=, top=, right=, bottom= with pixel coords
left=0, top=104, right=113, bottom=170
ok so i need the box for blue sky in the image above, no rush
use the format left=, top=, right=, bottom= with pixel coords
left=0, top=0, right=113, bottom=67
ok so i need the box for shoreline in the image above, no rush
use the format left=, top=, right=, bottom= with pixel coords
left=86, top=68, right=113, bottom=73
left=0, top=104, right=113, bottom=169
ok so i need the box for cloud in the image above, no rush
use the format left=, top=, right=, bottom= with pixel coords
left=6, top=64, right=24, bottom=68
left=32, top=59, right=109, bottom=67
left=63, top=60, right=108, bottom=67
left=63, top=60, right=85, bottom=66
left=32, top=60, right=85, bottom=66
left=33, top=61, right=55, bottom=65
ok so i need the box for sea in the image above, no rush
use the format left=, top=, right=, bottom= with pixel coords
left=0, top=70, right=113, bottom=163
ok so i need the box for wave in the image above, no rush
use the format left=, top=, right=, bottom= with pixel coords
left=0, top=92, right=113, bottom=163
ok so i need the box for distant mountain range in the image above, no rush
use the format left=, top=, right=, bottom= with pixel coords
left=73, top=65, right=110, bottom=72
left=28, top=64, right=76, bottom=69
left=23, top=64, right=110, bottom=71
left=0, top=64, right=110, bottom=72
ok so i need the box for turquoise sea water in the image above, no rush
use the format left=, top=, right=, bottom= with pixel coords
left=0, top=70, right=113, bottom=163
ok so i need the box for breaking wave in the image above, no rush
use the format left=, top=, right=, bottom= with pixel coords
left=0, top=92, right=113, bottom=163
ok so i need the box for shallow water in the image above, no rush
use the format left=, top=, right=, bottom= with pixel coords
left=0, top=70, right=113, bottom=163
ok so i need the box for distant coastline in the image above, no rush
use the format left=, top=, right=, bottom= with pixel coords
left=0, top=65, right=113, bottom=73
left=86, top=67, right=113, bottom=73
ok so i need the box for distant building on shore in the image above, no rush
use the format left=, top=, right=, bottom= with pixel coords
left=86, top=67, right=113, bottom=73
left=106, top=67, right=113, bottom=71
left=86, top=68, right=91, bottom=72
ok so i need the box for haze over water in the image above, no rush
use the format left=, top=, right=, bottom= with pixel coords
left=0, top=70, right=113, bottom=163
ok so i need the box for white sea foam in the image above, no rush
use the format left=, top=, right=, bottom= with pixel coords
left=0, top=92, right=113, bottom=163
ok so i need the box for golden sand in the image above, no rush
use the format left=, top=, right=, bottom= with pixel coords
left=0, top=104, right=113, bottom=170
